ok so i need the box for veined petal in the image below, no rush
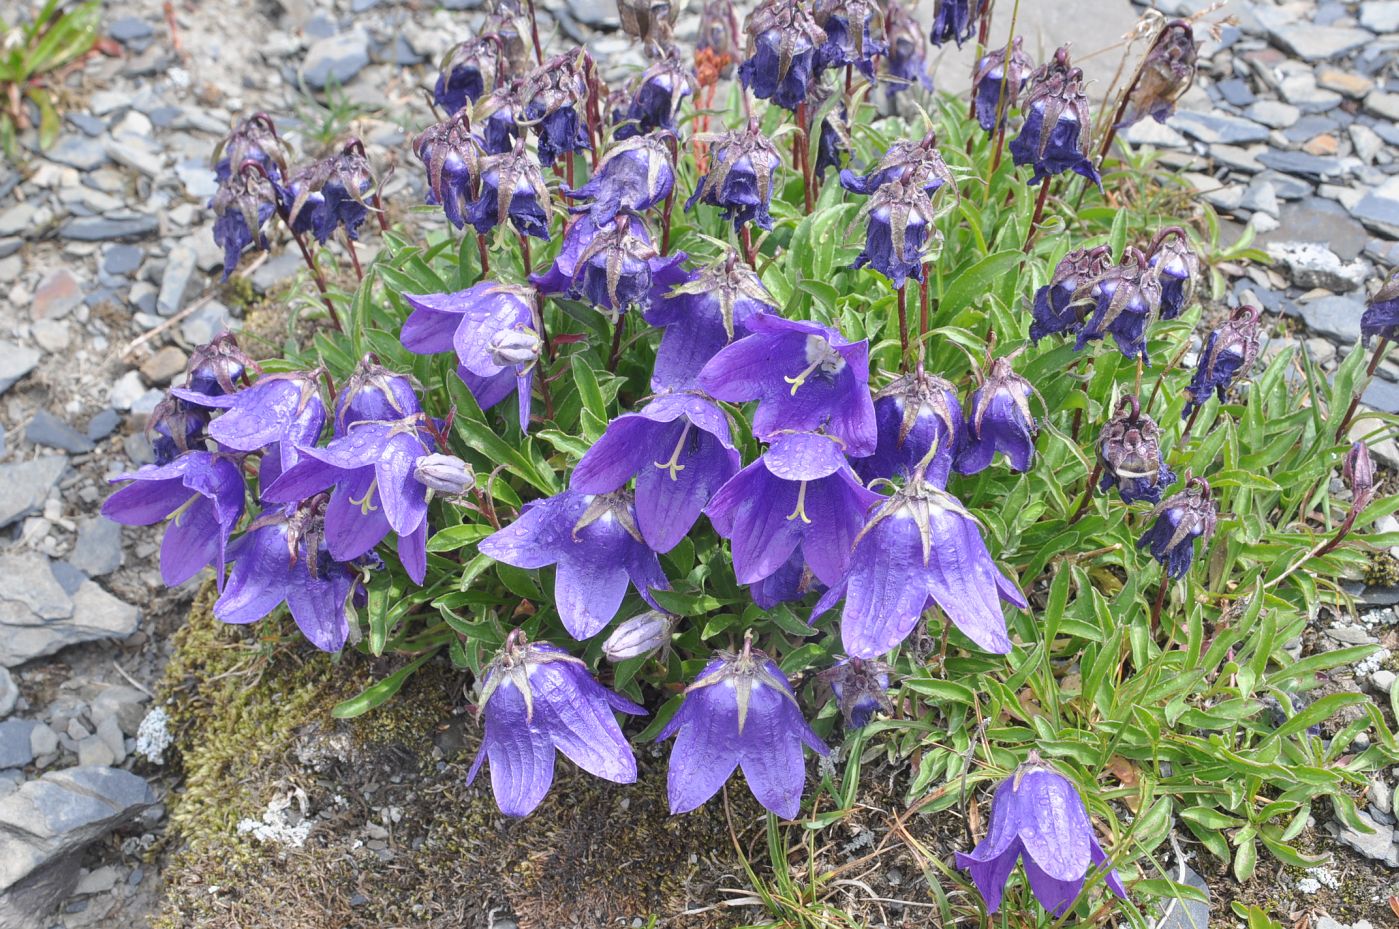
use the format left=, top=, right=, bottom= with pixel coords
left=634, top=426, right=738, bottom=553
left=955, top=839, right=1023, bottom=915
left=800, top=469, right=879, bottom=588
left=101, top=474, right=186, bottom=525
left=160, top=495, right=222, bottom=586
left=665, top=681, right=741, bottom=814
left=398, top=518, right=428, bottom=585
left=286, top=556, right=352, bottom=652
left=479, top=491, right=584, bottom=570
left=763, top=432, right=848, bottom=482
left=554, top=525, right=633, bottom=640
left=213, top=525, right=294, bottom=624
left=401, top=291, right=472, bottom=354
left=481, top=680, right=557, bottom=817
left=570, top=414, right=659, bottom=493
left=324, top=469, right=392, bottom=561
left=375, top=432, right=430, bottom=536
left=706, top=463, right=803, bottom=585
left=923, top=506, right=1013, bottom=654
left=1021, top=852, right=1085, bottom=917
left=531, top=662, right=638, bottom=784
left=839, top=512, right=931, bottom=658
left=1017, top=767, right=1092, bottom=882
left=735, top=677, right=808, bottom=819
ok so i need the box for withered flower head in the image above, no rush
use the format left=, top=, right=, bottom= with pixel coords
left=212, top=113, right=289, bottom=185
left=813, top=0, right=885, bottom=80
left=435, top=35, right=507, bottom=115
left=285, top=141, right=379, bottom=245
left=475, top=82, right=524, bottom=154
left=852, top=175, right=943, bottom=288
left=413, top=111, right=479, bottom=229
left=1075, top=247, right=1161, bottom=362
left=521, top=51, right=592, bottom=167
left=618, top=0, right=680, bottom=45
left=972, top=36, right=1034, bottom=132
left=615, top=53, right=696, bottom=140
left=882, top=0, right=932, bottom=98
left=738, top=0, right=828, bottom=110
left=210, top=162, right=279, bottom=280
left=955, top=355, right=1038, bottom=475
left=696, top=0, right=740, bottom=78
left=1147, top=226, right=1199, bottom=320
left=1029, top=244, right=1111, bottom=344
left=1009, top=49, right=1101, bottom=188
left=1098, top=395, right=1176, bottom=505
left=686, top=121, right=783, bottom=231
left=1138, top=475, right=1217, bottom=579
left=1343, top=442, right=1375, bottom=513
left=1116, top=20, right=1198, bottom=129
left=818, top=657, right=892, bottom=727
left=467, top=142, right=553, bottom=240
left=839, top=129, right=957, bottom=201
left=856, top=370, right=964, bottom=488
left=1182, top=305, right=1261, bottom=419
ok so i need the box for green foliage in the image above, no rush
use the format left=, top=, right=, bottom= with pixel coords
left=0, top=0, right=101, bottom=159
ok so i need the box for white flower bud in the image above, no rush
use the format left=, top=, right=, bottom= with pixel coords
left=602, top=610, right=674, bottom=662
left=413, top=454, right=476, bottom=494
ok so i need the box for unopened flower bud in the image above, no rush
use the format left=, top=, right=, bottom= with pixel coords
left=1343, top=442, right=1375, bottom=512
left=602, top=610, right=674, bottom=661
left=489, top=327, right=543, bottom=367
left=413, top=454, right=476, bottom=494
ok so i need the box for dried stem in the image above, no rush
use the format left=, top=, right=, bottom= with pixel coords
left=1069, top=462, right=1103, bottom=524
left=477, top=233, right=490, bottom=277
left=525, top=0, right=544, bottom=64
left=608, top=314, right=626, bottom=372
left=1149, top=578, right=1169, bottom=634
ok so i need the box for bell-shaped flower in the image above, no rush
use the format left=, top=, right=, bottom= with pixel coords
left=814, top=111, right=848, bottom=180
left=413, top=111, right=479, bottom=229
left=1115, top=21, right=1197, bottom=129
left=333, top=356, right=423, bottom=435
left=1343, top=441, right=1375, bottom=514
left=1097, top=395, right=1174, bottom=505
left=1361, top=268, right=1399, bottom=347
left=658, top=633, right=828, bottom=817
left=615, top=56, right=695, bottom=140
left=645, top=249, right=777, bottom=390
left=856, top=371, right=963, bottom=487
left=434, top=35, right=505, bottom=114
left=853, top=176, right=942, bottom=288
left=571, top=392, right=741, bottom=553
left=882, top=0, right=932, bottom=98
left=817, top=656, right=891, bottom=727
left=286, top=142, right=378, bottom=244
left=973, top=36, right=1034, bottom=132
left=750, top=550, right=822, bottom=609
left=184, top=332, right=254, bottom=397
left=955, top=357, right=1038, bottom=475
left=212, top=113, right=289, bottom=188
left=686, top=122, right=782, bottom=231
left=260, top=413, right=437, bottom=584
left=401, top=282, right=540, bottom=433
left=102, top=451, right=246, bottom=588
left=838, top=131, right=956, bottom=199
left=705, top=431, right=880, bottom=587
left=1029, top=245, right=1109, bottom=344
left=602, top=610, right=675, bottom=662
left=814, top=0, right=884, bottom=78
left=1147, top=227, right=1198, bottom=320
left=1075, top=248, right=1161, bottom=362
left=211, top=163, right=278, bottom=280
left=467, top=143, right=552, bottom=240
left=468, top=631, right=645, bottom=816
left=738, top=0, right=827, bottom=110
left=479, top=489, right=670, bottom=639
left=698, top=314, right=877, bottom=455
left=573, top=215, right=688, bottom=316
left=1137, top=476, right=1217, bottom=579
left=213, top=501, right=371, bottom=652
left=564, top=134, right=675, bottom=225
left=521, top=52, right=591, bottom=167
left=956, top=755, right=1127, bottom=916
left=814, top=472, right=1026, bottom=657
left=1010, top=54, right=1101, bottom=188
left=618, top=0, right=679, bottom=43
left=1182, top=305, right=1260, bottom=418
left=478, top=84, right=523, bottom=154
left=928, top=0, right=987, bottom=48
left=146, top=397, right=210, bottom=466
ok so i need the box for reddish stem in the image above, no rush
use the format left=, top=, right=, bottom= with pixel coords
left=1022, top=176, right=1052, bottom=253
left=477, top=233, right=490, bottom=277
left=1334, top=336, right=1391, bottom=440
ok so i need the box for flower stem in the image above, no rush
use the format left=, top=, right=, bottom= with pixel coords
left=1334, top=336, right=1390, bottom=440
left=896, top=284, right=910, bottom=370
left=525, top=0, right=544, bottom=65
left=344, top=232, right=363, bottom=281
left=795, top=101, right=814, bottom=214
left=1180, top=404, right=1201, bottom=446
left=918, top=268, right=931, bottom=341
left=372, top=192, right=389, bottom=233
left=1022, top=176, right=1052, bottom=253
left=519, top=233, right=532, bottom=277
left=1069, top=462, right=1102, bottom=524
left=608, top=315, right=626, bottom=372
left=740, top=224, right=756, bottom=268
left=477, top=233, right=490, bottom=278
left=1149, top=577, right=1169, bottom=634
left=289, top=231, right=342, bottom=331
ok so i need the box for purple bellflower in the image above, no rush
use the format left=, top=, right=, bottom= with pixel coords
left=813, top=0, right=884, bottom=79
left=564, top=134, right=676, bottom=225
left=286, top=142, right=378, bottom=245
left=956, top=755, right=1127, bottom=916
left=102, top=451, right=246, bottom=589
left=686, top=122, right=782, bottom=231
left=211, top=164, right=278, bottom=280
left=645, top=248, right=777, bottom=390
left=183, top=332, right=254, bottom=397
left=852, top=176, right=942, bottom=288
left=1098, top=395, right=1175, bottom=505
left=1115, top=21, right=1197, bottom=129
left=1010, top=52, right=1101, bottom=188
left=1075, top=248, right=1162, bottom=363
left=705, top=431, right=880, bottom=587
left=521, top=53, right=591, bottom=168
left=1147, top=227, right=1198, bottom=320
left=413, top=112, right=479, bottom=230
left=818, top=656, right=891, bottom=727
left=401, top=282, right=540, bottom=433
left=882, top=0, right=932, bottom=98
left=434, top=36, right=506, bottom=114
left=467, top=143, right=553, bottom=240
left=928, top=0, right=986, bottom=48
left=1029, top=245, right=1110, bottom=344
left=146, top=397, right=210, bottom=466
left=856, top=370, right=964, bottom=488
left=658, top=632, right=828, bottom=818
left=955, top=356, right=1038, bottom=475
left=213, top=499, right=371, bottom=652
left=213, top=114, right=289, bottom=187
left=1182, top=305, right=1261, bottom=418
left=572, top=216, right=689, bottom=316
left=749, top=550, right=822, bottom=609
left=478, top=83, right=524, bottom=155
left=973, top=36, right=1034, bottom=132
left=738, top=0, right=827, bottom=111
left=615, top=56, right=695, bottom=140
left=479, top=489, right=669, bottom=640
left=570, top=391, right=741, bottom=553
left=1361, top=269, right=1399, bottom=346
left=1137, top=476, right=1217, bottom=579
left=260, top=413, right=437, bottom=584
left=333, top=356, right=423, bottom=436
left=813, top=470, right=1026, bottom=657
left=838, top=130, right=957, bottom=199
left=468, top=630, right=644, bottom=817
left=698, top=313, right=877, bottom=455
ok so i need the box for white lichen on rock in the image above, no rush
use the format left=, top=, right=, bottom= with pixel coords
left=135, top=705, right=173, bottom=764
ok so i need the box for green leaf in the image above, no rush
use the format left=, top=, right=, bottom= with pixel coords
left=330, top=652, right=436, bottom=718
left=939, top=250, right=1022, bottom=318
left=426, top=523, right=493, bottom=552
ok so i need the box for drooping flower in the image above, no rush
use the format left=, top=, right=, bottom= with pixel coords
left=955, top=357, right=1038, bottom=475
left=686, top=122, right=782, bottom=231
left=973, top=36, right=1034, bottom=132
left=413, top=111, right=479, bottom=229
left=467, top=630, right=645, bottom=817
left=213, top=499, right=372, bottom=652
left=102, top=451, right=246, bottom=588
left=813, top=0, right=884, bottom=79
left=645, top=248, right=777, bottom=390
left=212, top=113, right=289, bottom=187
left=479, top=489, right=670, bottom=640
left=882, top=0, right=932, bottom=98
left=928, top=0, right=986, bottom=48
left=1029, top=246, right=1110, bottom=344
left=1075, top=248, right=1161, bottom=362
left=602, top=610, right=675, bottom=662
left=1097, top=395, right=1175, bottom=505
left=564, top=134, right=675, bottom=225
left=1181, top=305, right=1261, bottom=418
left=617, top=0, right=680, bottom=43
left=852, top=176, right=942, bottom=288
left=333, top=356, right=423, bottom=435
left=749, top=550, right=822, bottom=609
left=435, top=35, right=506, bottom=114
left=570, top=392, right=741, bottom=553
left=813, top=472, right=1026, bottom=657
left=260, top=413, right=437, bottom=584
left=856, top=371, right=963, bottom=488
left=184, top=332, right=254, bottom=397
left=1010, top=51, right=1101, bottom=188
left=146, top=397, right=210, bottom=466
left=705, top=431, right=880, bottom=586
left=1137, top=476, right=1217, bottom=579
left=658, top=633, right=828, bottom=817
left=738, top=0, right=828, bottom=111
left=572, top=215, right=690, bottom=316
left=210, top=164, right=278, bottom=280
left=838, top=130, right=957, bottom=199
left=956, top=754, right=1127, bottom=916
left=1361, top=269, right=1399, bottom=346
left=1115, top=20, right=1197, bottom=129
left=467, top=143, right=552, bottom=239
left=817, top=657, right=891, bottom=727
left=478, top=83, right=523, bottom=155
left=285, top=142, right=378, bottom=245
left=615, top=55, right=695, bottom=140
left=521, top=52, right=591, bottom=168
left=400, top=282, right=540, bottom=433
left=698, top=314, right=877, bottom=455
left=1147, top=227, right=1198, bottom=320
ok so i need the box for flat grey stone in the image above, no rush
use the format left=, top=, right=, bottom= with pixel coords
left=1361, top=1, right=1399, bottom=32
left=1244, top=100, right=1300, bottom=129
left=66, top=518, right=123, bottom=578
left=30, top=270, right=83, bottom=321
left=27, top=725, right=56, bottom=758
left=48, top=561, right=84, bottom=597
left=101, top=244, right=143, bottom=276
left=1259, top=198, right=1370, bottom=260
left=0, top=203, right=38, bottom=239
left=1278, top=73, right=1343, bottom=113
left=108, top=16, right=154, bottom=42
left=44, top=136, right=108, bottom=171
left=1216, top=77, right=1254, bottom=108
left=1256, top=149, right=1343, bottom=179
left=0, top=569, right=140, bottom=668
left=0, top=718, right=36, bottom=769
left=301, top=31, right=371, bottom=89
left=0, top=343, right=40, bottom=396
left=59, top=216, right=158, bottom=241
left=1170, top=110, right=1269, bottom=145
left=24, top=411, right=93, bottom=454
left=1335, top=809, right=1397, bottom=862
left=88, top=686, right=147, bottom=737
left=1267, top=25, right=1374, bottom=61
left=1365, top=91, right=1399, bottom=122
left=85, top=409, right=120, bottom=442
left=1264, top=242, right=1367, bottom=292
left=157, top=244, right=199, bottom=316
left=566, top=0, right=620, bottom=27
left=0, top=669, right=16, bottom=719
left=1295, top=293, right=1364, bottom=344
left=0, top=458, right=66, bottom=530
left=1364, top=378, right=1399, bottom=416
left=1354, top=176, right=1399, bottom=238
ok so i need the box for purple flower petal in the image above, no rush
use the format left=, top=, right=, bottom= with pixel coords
left=323, top=468, right=392, bottom=561
left=286, top=557, right=352, bottom=652
left=479, top=680, right=557, bottom=817
left=838, top=513, right=933, bottom=658
left=213, top=525, right=294, bottom=624
left=664, top=683, right=742, bottom=814
left=1016, top=767, right=1092, bottom=882
left=531, top=661, right=639, bottom=783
